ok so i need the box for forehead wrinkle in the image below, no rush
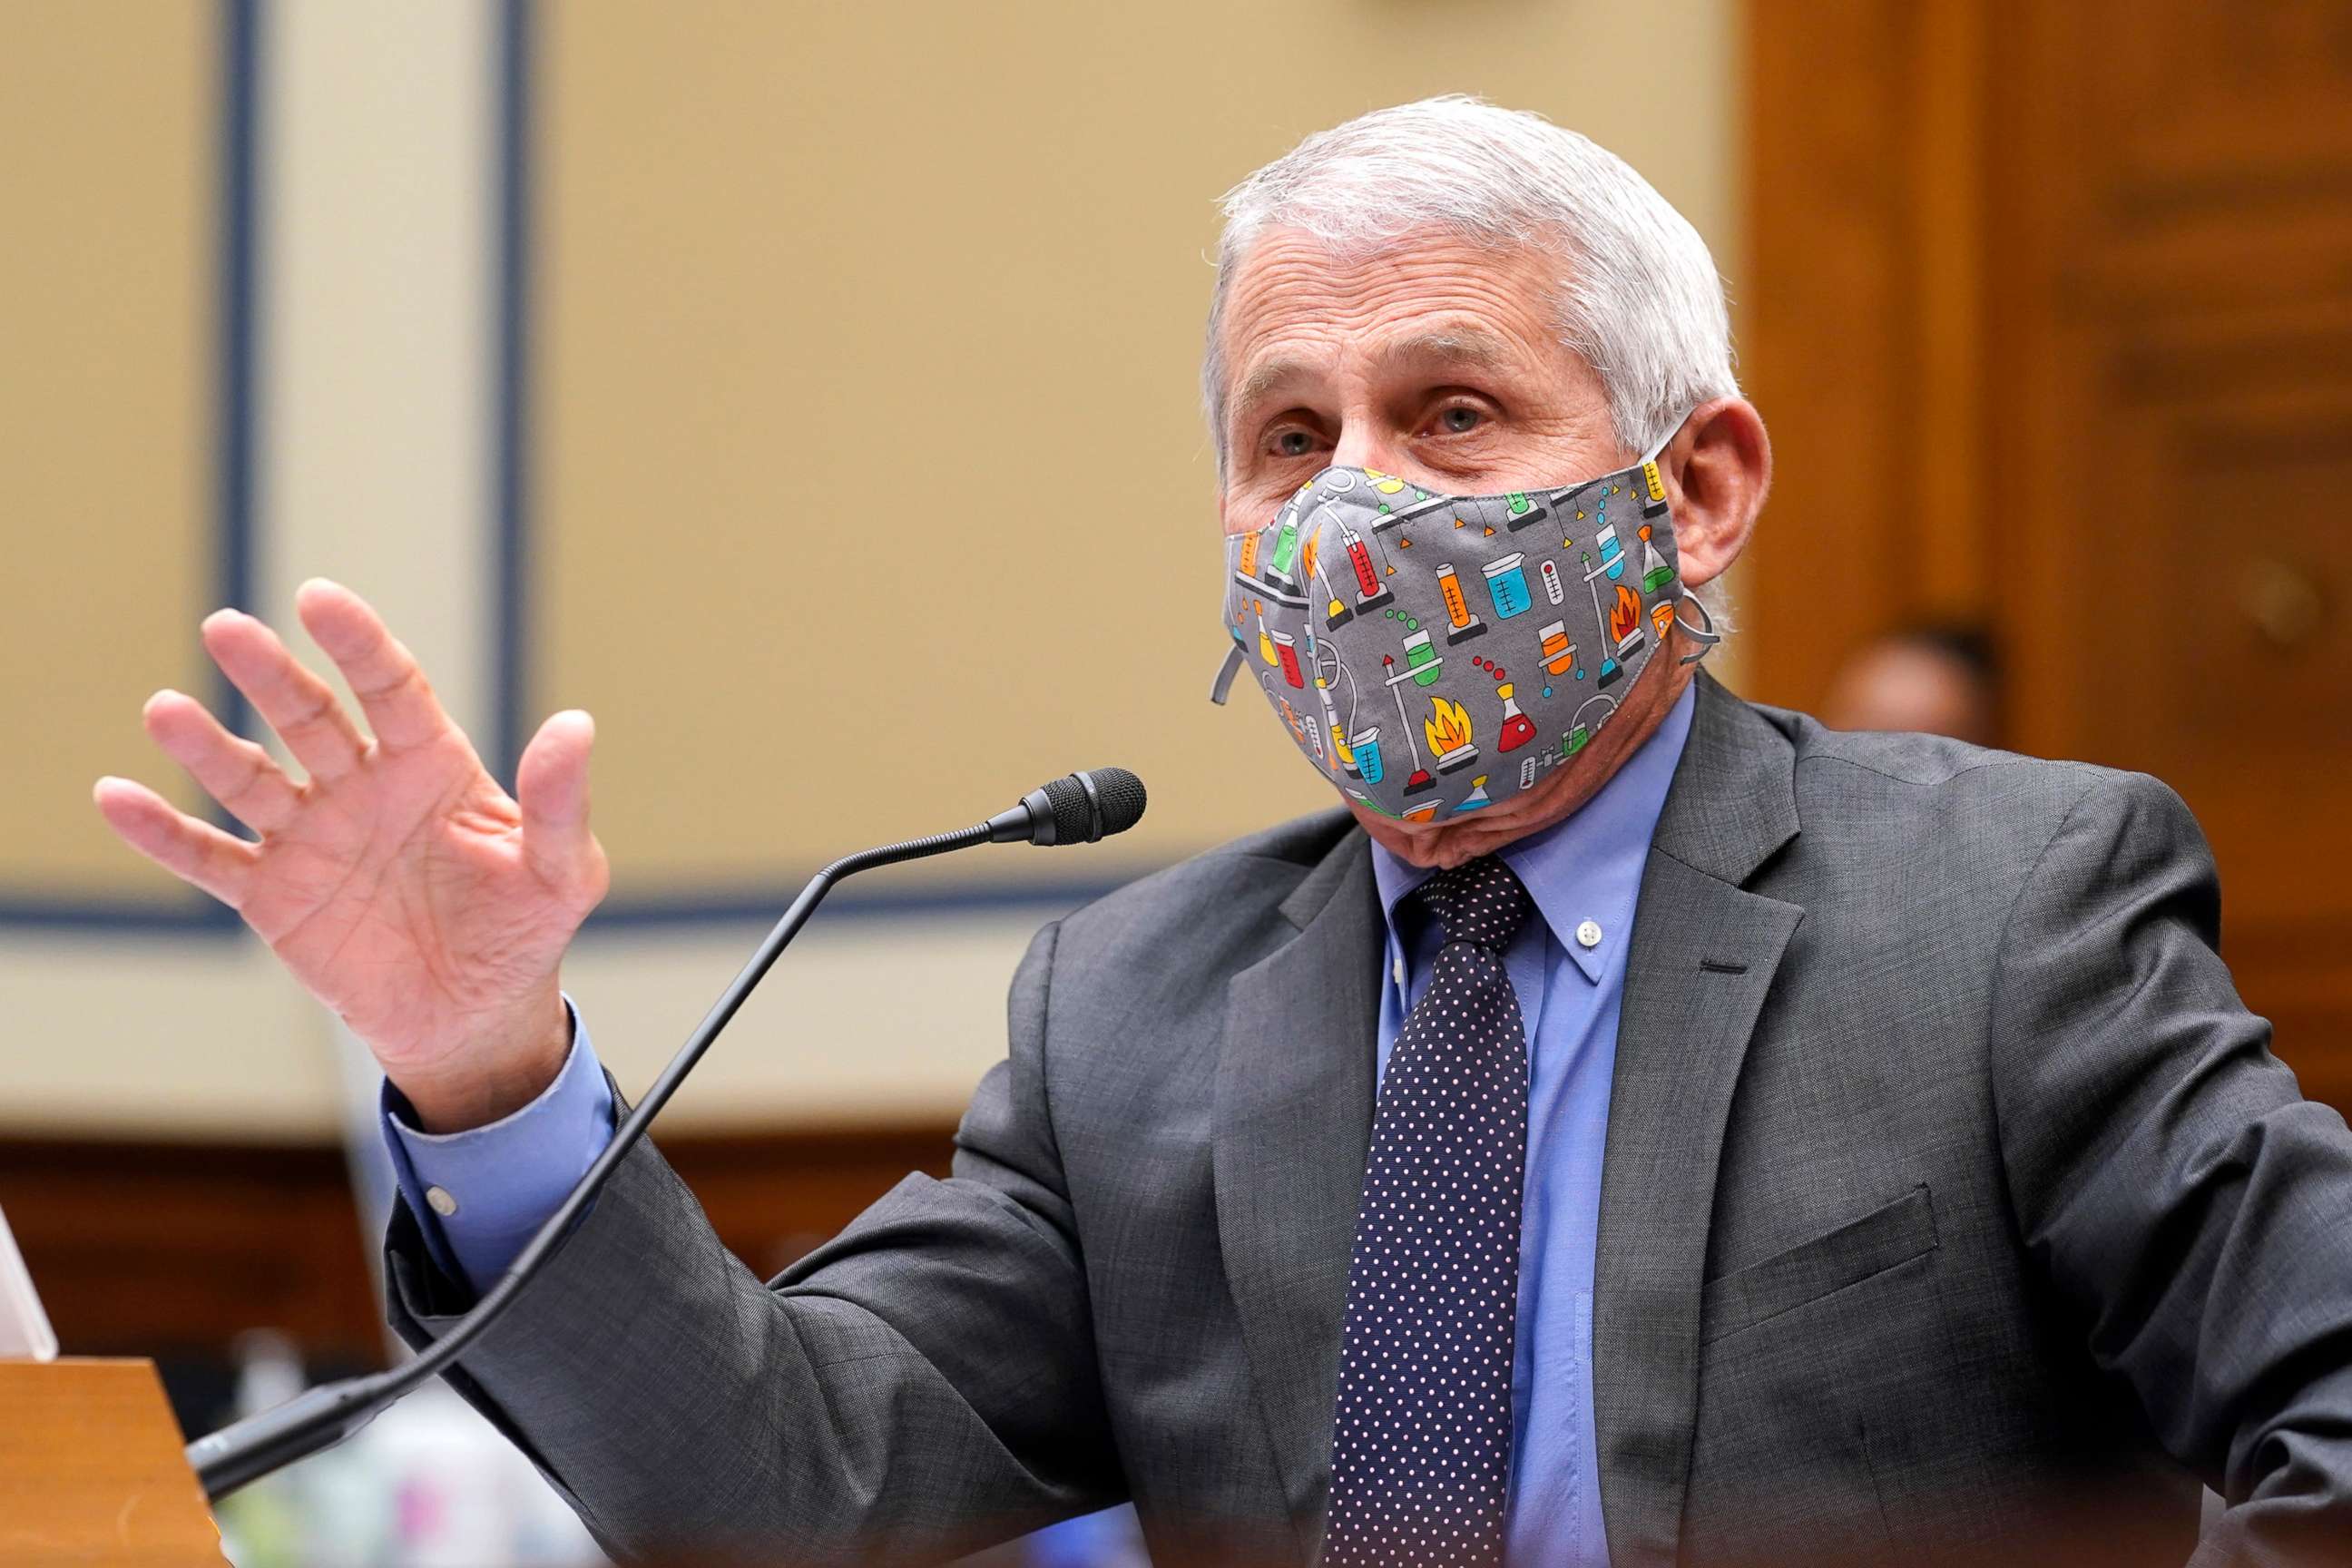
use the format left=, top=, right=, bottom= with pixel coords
left=1377, top=327, right=1516, bottom=375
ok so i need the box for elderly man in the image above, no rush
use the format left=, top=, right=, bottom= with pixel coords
left=96, top=98, right=2352, bottom=1565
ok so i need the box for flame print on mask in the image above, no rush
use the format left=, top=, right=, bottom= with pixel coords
left=1215, top=455, right=1716, bottom=822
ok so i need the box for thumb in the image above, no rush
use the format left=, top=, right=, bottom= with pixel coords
left=515, top=709, right=603, bottom=895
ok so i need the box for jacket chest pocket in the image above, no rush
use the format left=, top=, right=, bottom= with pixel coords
left=1700, top=1183, right=1939, bottom=1346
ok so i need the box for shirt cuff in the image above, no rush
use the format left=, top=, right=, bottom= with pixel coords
left=379, top=997, right=616, bottom=1294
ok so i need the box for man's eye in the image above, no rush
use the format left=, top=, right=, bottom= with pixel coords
left=1436, top=406, right=1485, bottom=435
left=1270, top=429, right=1318, bottom=457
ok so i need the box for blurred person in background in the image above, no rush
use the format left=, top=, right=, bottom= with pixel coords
left=1818, top=622, right=2003, bottom=748
left=93, top=98, right=2352, bottom=1565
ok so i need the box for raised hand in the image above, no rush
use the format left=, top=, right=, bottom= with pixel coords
left=93, top=580, right=610, bottom=1131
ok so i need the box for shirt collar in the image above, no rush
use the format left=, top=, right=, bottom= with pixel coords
left=1369, top=677, right=1697, bottom=984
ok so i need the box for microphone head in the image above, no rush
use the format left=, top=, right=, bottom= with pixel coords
left=1020, top=768, right=1147, bottom=846
left=1079, top=767, right=1148, bottom=838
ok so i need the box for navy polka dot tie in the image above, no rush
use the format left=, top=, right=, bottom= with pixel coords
left=1327, top=856, right=1534, bottom=1567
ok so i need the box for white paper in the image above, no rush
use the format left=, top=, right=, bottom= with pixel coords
left=0, top=1201, right=58, bottom=1361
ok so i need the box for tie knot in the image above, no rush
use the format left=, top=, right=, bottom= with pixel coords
left=1412, top=856, right=1533, bottom=953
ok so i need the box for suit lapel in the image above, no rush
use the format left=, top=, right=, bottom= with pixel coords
left=1594, top=674, right=1806, bottom=1567
left=1212, top=834, right=1382, bottom=1563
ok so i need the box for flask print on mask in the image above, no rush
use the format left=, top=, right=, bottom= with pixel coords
left=1497, top=683, right=1536, bottom=751
left=1212, top=431, right=1718, bottom=822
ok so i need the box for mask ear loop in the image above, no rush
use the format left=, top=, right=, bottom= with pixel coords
left=1636, top=414, right=1721, bottom=668
left=1673, top=588, right=1721, bottom=666
left=1210, top=642, right=1244, bottom=704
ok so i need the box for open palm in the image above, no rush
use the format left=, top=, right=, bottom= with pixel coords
left=93, top=580, right=608, bottom=1128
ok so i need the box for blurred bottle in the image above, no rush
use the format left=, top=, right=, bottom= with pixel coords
left=214, top=1329, right=603, bottom=1567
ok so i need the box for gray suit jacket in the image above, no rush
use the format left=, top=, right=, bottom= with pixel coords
left=387, top=674, right=2352, bottom=1565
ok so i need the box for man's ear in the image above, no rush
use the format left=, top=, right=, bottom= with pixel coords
left=1663, top=397, right=1770, bottom=590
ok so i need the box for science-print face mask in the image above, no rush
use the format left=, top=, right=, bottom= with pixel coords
left=1210, top=435, right=1717, bottom=823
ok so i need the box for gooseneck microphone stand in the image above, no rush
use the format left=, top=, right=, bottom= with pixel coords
left=186, top=769, right=1145, bottom=1501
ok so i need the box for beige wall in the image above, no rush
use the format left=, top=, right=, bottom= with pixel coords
left=1, top=0, right=1737, bottom=1137
left=537, top=0, right=1742, bottom=893
left=0, top=2, right=217, bottom=900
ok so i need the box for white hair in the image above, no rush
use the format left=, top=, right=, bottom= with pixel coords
left=1205, top=95, right=1737, bottom=478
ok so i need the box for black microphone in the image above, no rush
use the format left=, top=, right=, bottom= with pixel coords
left=985, top=767, right=1148, bottom=846
left=184, top=769, right=1148, bottom=1501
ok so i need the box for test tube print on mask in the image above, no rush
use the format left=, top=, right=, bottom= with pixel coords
left=1219, top=451, right=1715, bottom=822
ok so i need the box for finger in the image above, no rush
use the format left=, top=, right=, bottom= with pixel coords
left=142, top=689, right=303, bottom=833
left=296, top=578, right=455, bottom=754
left=515, top=710, right=599, bottom=892
left=91, top=776, right=259, bottom=909
left=201, top=608, right=368, bottom=781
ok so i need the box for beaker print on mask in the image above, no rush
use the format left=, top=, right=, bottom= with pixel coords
left=1217, top=433, right=1713, bottom=822
left=1482, top=554, right=1534, bottom=620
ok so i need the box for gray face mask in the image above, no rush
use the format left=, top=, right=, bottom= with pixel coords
left=1211, top=438, right=1716, bottom=823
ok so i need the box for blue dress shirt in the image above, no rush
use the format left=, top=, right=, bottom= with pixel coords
left=383, top=682, right=1696, bottom=1566
left=380, top=999, right=613, bottom=1288
left=1367, top=679, right=1693, bottom=1568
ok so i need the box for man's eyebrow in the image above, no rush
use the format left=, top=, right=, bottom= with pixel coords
left=1230, top=329, right=1518, bottom=424
left=1378, top=328, right=1515, bottom=374
left=1225, top=328, right=1521, bottom=445
left=1230, top=356, right=1314, bottom=425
